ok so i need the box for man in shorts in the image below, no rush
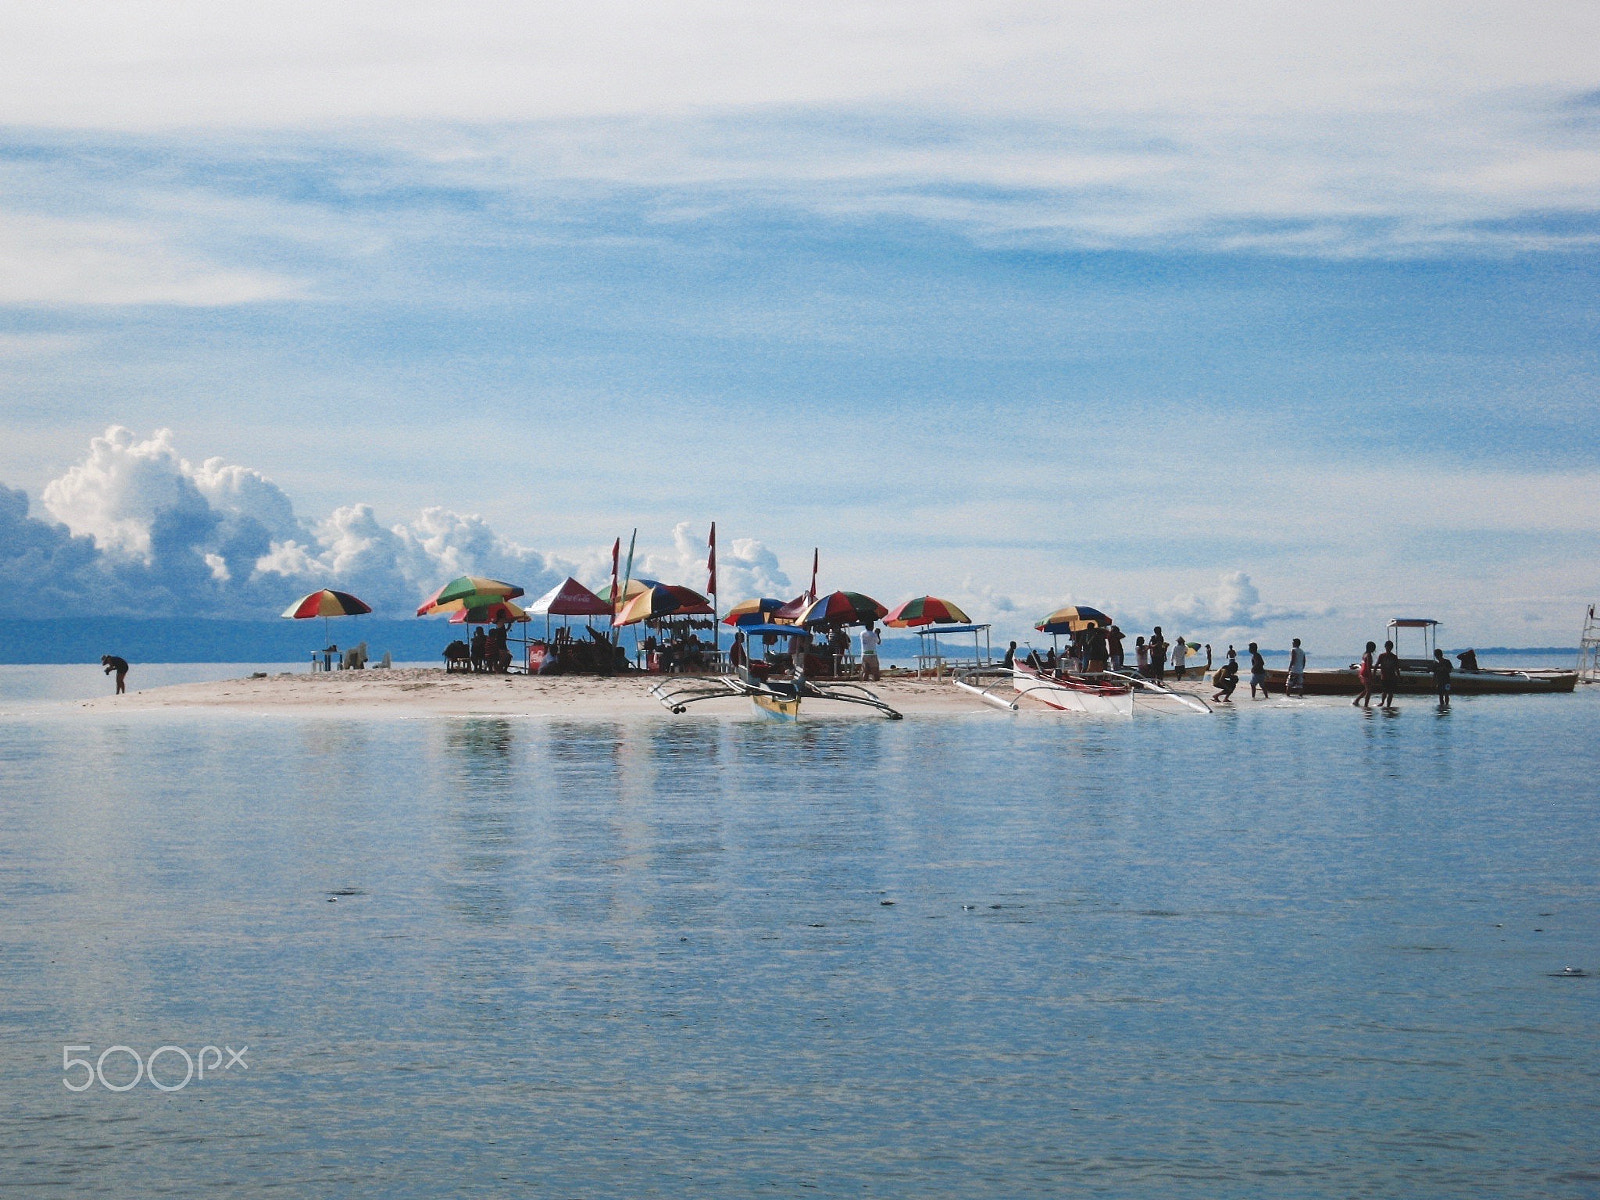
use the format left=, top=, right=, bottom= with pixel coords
left=859, top=622, right=882, bottom=681
left=1248, top=642, right=1269, bottom=699
left=1285, top=637, right=1307, bottom=698
left=1431, top=648, right=1452, bottom=710
left=1376, top=640, right=1401, bottom=708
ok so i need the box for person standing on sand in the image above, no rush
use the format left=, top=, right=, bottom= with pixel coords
left=1285, top=638, right=1307, bottom=698
left=1432, top=648, right=1452, bottom=710
left=1354, top=641, right=1377, bottom=708
left=1248, top=642, right=1269, bottom=699
left=1135, top=636, right=1149, bottom=677
left=101, top=655, right=129, bottom=695
left=1376, top=640, right=1401, bottom=708
left=1148, top=627, right=1168, bottom=684
left=1171, top=637, right=1187, bottom=681
left=859, top=622, right=882, bottom=681
left=1106, top=624, right=1125, bottom=671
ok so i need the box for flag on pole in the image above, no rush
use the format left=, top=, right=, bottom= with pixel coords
left=706, top=522, right=717, bottom=598
left=707, top=521, right=718, bottom=652
left=609, top=537, right=620, bottom=643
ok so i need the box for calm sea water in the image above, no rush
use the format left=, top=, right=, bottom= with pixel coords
left=1, top=666, right=1596, bottom=1197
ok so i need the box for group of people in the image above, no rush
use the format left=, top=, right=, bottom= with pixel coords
left=642, top=629, right=712, bottom=674
left=726, top=622, right=883, bottom=681
left=1001, top=624, right=1209, bottom=683
left=467, top=624, right=513, bottom=673
left=1208, top=640, right=1284, bottom=703
left=1349, top=640, right=1456, bottom=710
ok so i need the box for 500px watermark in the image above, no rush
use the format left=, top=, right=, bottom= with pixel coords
left=63, top=1044, right=248, bottom=1092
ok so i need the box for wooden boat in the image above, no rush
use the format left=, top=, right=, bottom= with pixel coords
left=648, top=624, right=902, bottom=720
left=1262, top=664, right=1578, bottom=696
left=954, top=661, right=1210, bottom=715
left=1262, top=618, right=1578, bottom=696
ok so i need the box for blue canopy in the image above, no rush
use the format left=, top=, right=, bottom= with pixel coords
left=915, top=623, right=990, bottom=636
left=732, top=623, right=809, bottom=637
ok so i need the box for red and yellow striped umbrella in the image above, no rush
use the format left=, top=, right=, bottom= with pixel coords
left=884, top=595, right=970, bottom=628
left=282, top=589, right=372, bottom=619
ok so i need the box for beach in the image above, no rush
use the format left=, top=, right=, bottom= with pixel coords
left=65, top=667, right=1244, bottom=717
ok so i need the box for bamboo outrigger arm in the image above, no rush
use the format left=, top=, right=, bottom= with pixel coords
left=648, top=674, right=904, bottom=720
left=1102, top=669, right=1213, bottom=713
left=952, top=666, right=1021, bottom=710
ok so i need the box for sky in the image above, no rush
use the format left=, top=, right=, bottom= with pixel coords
left=1, top=2, right=1597, bottom=648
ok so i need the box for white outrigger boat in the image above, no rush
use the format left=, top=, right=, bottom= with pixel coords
left=649, top=624, right=903, bottom=721
left=954, top=659, right=1211, bottom=715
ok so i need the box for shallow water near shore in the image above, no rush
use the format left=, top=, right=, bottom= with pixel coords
left=1, top=677, right=1597, bottom=1197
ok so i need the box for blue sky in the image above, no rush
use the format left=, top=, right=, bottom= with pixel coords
left=1, top=4, right=1597, bottom=647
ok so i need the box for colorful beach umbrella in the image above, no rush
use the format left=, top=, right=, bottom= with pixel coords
left=884, top=595, right=971, bottom=628
left=614, top=583, right=714, bottom=627
left=281, top=588, right=372, bottom=648
left=281, top=589, right=372, bottom=619
left=798, top=590, right=889, bottom=628
left=448, top=600, right=530, bottom=625
left=722, top=597, right=786, bottom=626
left=416, top=576, right=525, bottom=617
left=1035, top=605, right=1113, bottom=634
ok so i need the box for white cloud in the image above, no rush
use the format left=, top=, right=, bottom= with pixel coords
left=0, top=212, right=300, bottom=307
left=41, top=426, right=218, bottom=558
left=637, top=521, right=792, bottom=600
left=2, top=4, right=1597, bottom=261
left=33, top=426, right=572, bottom=614
left=1161, top=571, right=1327, bottom=633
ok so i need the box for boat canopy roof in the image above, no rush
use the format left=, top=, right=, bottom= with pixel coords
left=1388, top=618, right=1440, bottom=628
left=915, top=623, right=991, bottom=635
left=734, top=623, right=809, bottom=637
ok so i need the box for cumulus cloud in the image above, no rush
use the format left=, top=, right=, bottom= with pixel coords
left=1161, top=571, right=1329, bottom=632
left=8, top=426, right=571, bottom=616
left=637, top=521, right=792, bottom=600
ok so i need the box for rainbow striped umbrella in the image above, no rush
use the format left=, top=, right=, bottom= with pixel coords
left=722, top=597, right=786, bottom=626
left=884, top=595, right=970, bottom=628
left=798, top=590, right=888, bottom=628
left=416, top=576, right=524, bottom=616
left=282, top=589, right=372, bottom=619
left=615, top=583, right=714, bottom=627
left=281, top=589, right=372, bottom=645
left=1035, top=605, right=1112, bottom=634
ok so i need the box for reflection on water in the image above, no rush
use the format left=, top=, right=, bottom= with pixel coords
left=0, top=693, right=1597, bottom=1197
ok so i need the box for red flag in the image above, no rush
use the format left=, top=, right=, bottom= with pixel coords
left=610, top=537, right=620, bottom=614
left=706, top=522, right=717, bottom=598
left=809, top=547, right=818, bottom=602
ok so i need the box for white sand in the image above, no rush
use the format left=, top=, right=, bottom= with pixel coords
left=74, top=667, right=993, bottom=718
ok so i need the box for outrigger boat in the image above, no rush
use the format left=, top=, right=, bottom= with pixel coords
left=1262, top=619, right=1579, bottom=696
left=649, top=624, right=903, bottom=720
left=954, top=659, right=1211, bottom=715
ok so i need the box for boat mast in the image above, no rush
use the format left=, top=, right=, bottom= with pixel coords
left=1579, top=605, right=1600, bottom=683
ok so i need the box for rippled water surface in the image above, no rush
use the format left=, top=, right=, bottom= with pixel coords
left=1, top=674, right=1597, bottom=1197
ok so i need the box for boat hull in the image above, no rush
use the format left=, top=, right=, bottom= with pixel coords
left=752, top=693, right=802, bottom=719
left=1011, top=664, right=1135, bottom=715
left=1262, top=667, right=1578, bottom=696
